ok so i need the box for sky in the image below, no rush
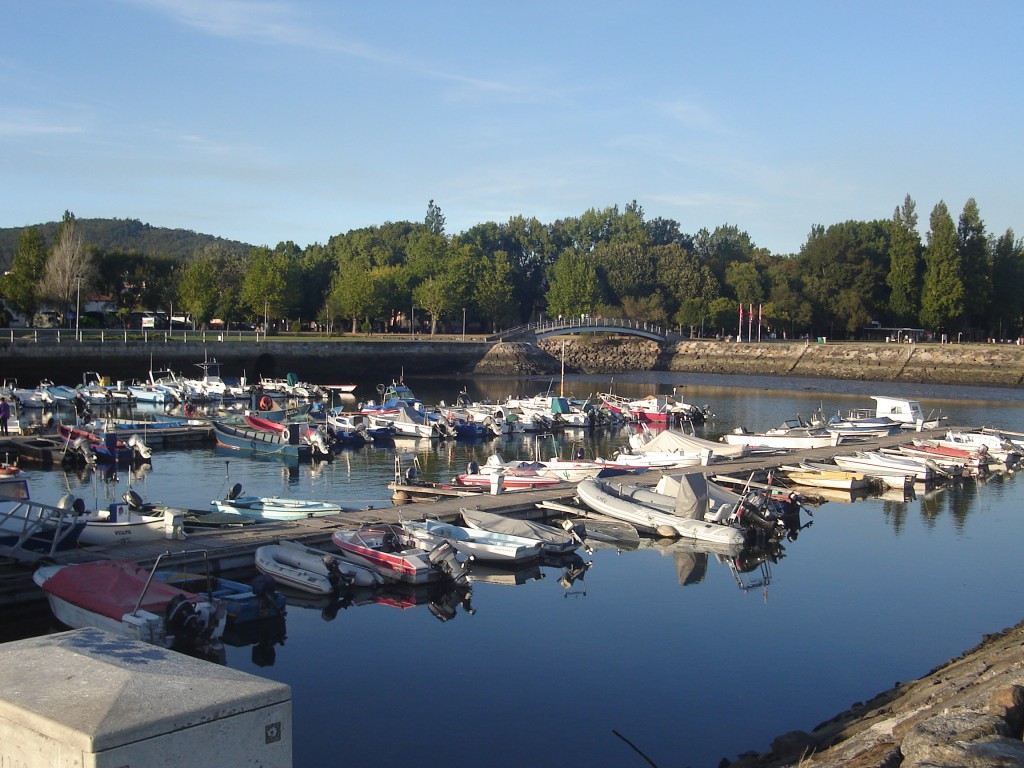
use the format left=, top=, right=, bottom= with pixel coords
left=2, top=1, right=1022, bottom=255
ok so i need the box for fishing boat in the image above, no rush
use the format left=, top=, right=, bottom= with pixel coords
left=212, top=483, right=344, bottom=521
left=77, top=495, right=183, bottom=547
left=331, top=523, right=470, bottom=585
left=460, top=507, right=585, bottom=556
left=401, top=517, right=544, bottom=563
left=33, top=554, right=227, bottom=655
left=55, top=423, right=152, bottom=464
left=242, top=413, right=333, bottom=458
left=575, top=475, right=751, bottom=548
left=255, top=540, right=391, bottom=594
left=212, top=419, right=312, bottom=460
left=154, top=570, right=287, bottom=624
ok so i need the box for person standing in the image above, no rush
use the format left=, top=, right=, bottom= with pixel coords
left=0, top=396, right=10, bottom=436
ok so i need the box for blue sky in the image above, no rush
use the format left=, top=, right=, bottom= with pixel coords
left=3, top=1, right=1021, bottom=254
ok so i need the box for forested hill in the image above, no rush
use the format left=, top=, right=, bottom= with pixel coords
left=0, top=218, right=251, bottom=263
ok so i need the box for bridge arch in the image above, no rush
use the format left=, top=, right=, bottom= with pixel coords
left=493, top=318, right=667, bottom=343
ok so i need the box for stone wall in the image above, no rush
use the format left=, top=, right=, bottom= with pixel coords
left=538, top=337, right=1024, bottom=387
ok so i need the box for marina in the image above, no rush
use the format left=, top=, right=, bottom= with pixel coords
left=2, top=371, right=1024, bottom=766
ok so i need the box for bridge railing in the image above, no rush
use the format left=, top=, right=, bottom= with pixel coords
left=492, top=317, right=666, bottom=341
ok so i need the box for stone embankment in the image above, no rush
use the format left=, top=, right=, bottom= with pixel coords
left=536, top=338, right=1024, bottom=387
left=727, top=619, right=1024, bottom=767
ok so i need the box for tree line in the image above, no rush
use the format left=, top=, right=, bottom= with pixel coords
left=2, top=197, right=1021, bottom=340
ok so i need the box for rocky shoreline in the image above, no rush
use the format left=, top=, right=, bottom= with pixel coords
left=726, top=619, right=1024, bottom=767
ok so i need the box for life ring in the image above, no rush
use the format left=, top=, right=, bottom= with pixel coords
left=259, top=395, right=273, bottom=411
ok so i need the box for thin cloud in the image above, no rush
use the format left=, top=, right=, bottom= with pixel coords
left=0, top=110, right=85, bottom=137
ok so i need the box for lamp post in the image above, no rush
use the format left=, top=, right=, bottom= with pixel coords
left=74, top=276, right=82, bottom=341
left=462, top=307, right=466, bottom=341
left=411, top=306, right=416, bottom=338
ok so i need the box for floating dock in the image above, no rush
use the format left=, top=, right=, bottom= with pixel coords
left=0, top=426, right=959, bottom=609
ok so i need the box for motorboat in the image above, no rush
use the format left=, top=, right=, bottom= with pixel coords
left=212, top=483, right=344, bottom=521
left=33, top=554, right=227, bottom=656
left=721, top=420, right=841, bottom=450
left=255, top=540, right=389, bottom=594
left=832, top=450, right=942, bottom=485
left=780, top=466, right=870, bottom=491
left=77, top=493, right=185, bottom=547
left=575, top=475, right=749, bottom=548
left=56, top=424, right=152, bottom=464
left=154, top=570, right=287, bottom=624
left=938, top=430, right=1021, bottom=466
left=212, top=419, right=312, bottom=460
left=628, top=425, right=750, bottom=459
left=460, top=507, right=585, bottom=556
left=890, top=440, right=989, bottom=474
left=454, top=457, right=566, bottom=490
left=400, top=517, right=544, bottom=563
left=332, top=523, right=470, bottom=585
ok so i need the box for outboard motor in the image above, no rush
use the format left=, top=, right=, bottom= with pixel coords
left=733, top=491, right=780, bottom=536
left=467, top=460, right=480, bottom=476
left=427, top=541, right=470, bottom=586
left=72, top=436, right=97, bottom=465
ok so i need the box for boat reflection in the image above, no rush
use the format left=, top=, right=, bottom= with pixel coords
left=282, top=579, right=476, bottom=624
left=221, top=613, right=288, bottom=668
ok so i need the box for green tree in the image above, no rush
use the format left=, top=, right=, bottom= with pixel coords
left=473, top=250, right=520, bottom=333
left=990, top=230, right=1024, bottom=339
left=177, top=251, right=222, bottom=328
left=674, top=297, right=709, bottom=337
left=544, top=250, right=600, bottom=319
left=920, top=201, right=964, bottom=333
left=424, top=200, right=446, bottom=236
left=957, top=198, right=990, bottom=335
left=412, top=276, right=455, bottom=336
left=724, top=261, right=765, bottom=305
left=240, top=246, right=301, bottom=327
left=886, top=195, right=922, bottom=325
left=1, top=227, right=48, bottom=322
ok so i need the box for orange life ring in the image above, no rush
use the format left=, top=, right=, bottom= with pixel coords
left=259, top=395, right=273, bottom=411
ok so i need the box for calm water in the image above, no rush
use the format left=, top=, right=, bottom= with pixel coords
left=12, top=371, right=1024, bottom=768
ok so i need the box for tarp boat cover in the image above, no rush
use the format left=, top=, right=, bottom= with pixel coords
left=636, top=429, right=749, bottom=459
left=40, top=560, right=199, bottom=621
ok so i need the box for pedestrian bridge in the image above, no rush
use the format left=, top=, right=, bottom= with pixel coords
left=492, top=318, right=667, bottom=343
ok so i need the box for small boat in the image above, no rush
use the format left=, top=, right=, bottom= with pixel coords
left=55, top=424, right=151, bottom=464
left=243, top=413, right=333, bottom=458
left=212, top=419, right=312, bottom=460
left=33, top=555, right=227, bottom=655
left=401, top=518, right=544, bottom=563
left=460, top=507, right=585, bottom=556
left=832, top=450, right=941, bottom=485
left=155, top=570, right=287, bottom=624
left=721, top=419, right=841, bottom=450
left=575, top=475, right=750, bottom=548
left=9, top=435, right=84, bottom=467
left=781, top=467, right=870, bottom=491
left=332, top=523, right=470, bottom=585
left=255, top=540, right=389, bottom=594
left=212, top=483, right=344, bottom=521
left=77, top=494, right=179, bottom=547
left=454, top=457, right=566, bottom=490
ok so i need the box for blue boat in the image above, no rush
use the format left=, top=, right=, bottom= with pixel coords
left=212, top=419, right=311, bottom=460
left=155, top=570, right=287, bottom=624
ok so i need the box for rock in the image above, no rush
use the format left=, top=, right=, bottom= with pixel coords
left=770, top=731, right=816, bottom=762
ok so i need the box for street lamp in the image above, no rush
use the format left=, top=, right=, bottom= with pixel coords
left=462, top=307, right=466, bottom=341
left=411, top=306, right=416, bottom=338
left=74, top=276, right=82, bottom=341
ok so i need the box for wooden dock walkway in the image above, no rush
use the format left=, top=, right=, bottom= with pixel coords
left=0, top=426, right=955, bottom=610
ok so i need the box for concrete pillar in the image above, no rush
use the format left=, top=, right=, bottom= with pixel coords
left=0, top=628, right=292, bottom=767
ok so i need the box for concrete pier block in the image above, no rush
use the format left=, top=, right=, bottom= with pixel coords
left=0, top=627, right=291, bottom=767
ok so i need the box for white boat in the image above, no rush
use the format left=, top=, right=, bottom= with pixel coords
left=575, top=475, right=748, bottom=548
left=332, top=523, right=470, bottom=584
left=33, top=555, right=227, bottom=655
left=212, top=483, right=344, bottom=521
left=401, top=517, right=544, bottom=563
left=255, top=540, right=388, bottom=594
left=628, top=425, right=750, bottom=459
left=938, top=430, right=1021, bottom=465
left=866, top=396, right=946, bottom=430
left=721, top=420, right=841, bottom=450
left=460, top=507, right=585, bottom=556
left=832, top=450, right=940, bottom=485
left=77, top=498, right=183, bottom=547
left=781, top=467, right=870, bottom=491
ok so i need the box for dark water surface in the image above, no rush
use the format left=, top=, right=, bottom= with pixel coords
left=13, top=371, right=1024, bottom=767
